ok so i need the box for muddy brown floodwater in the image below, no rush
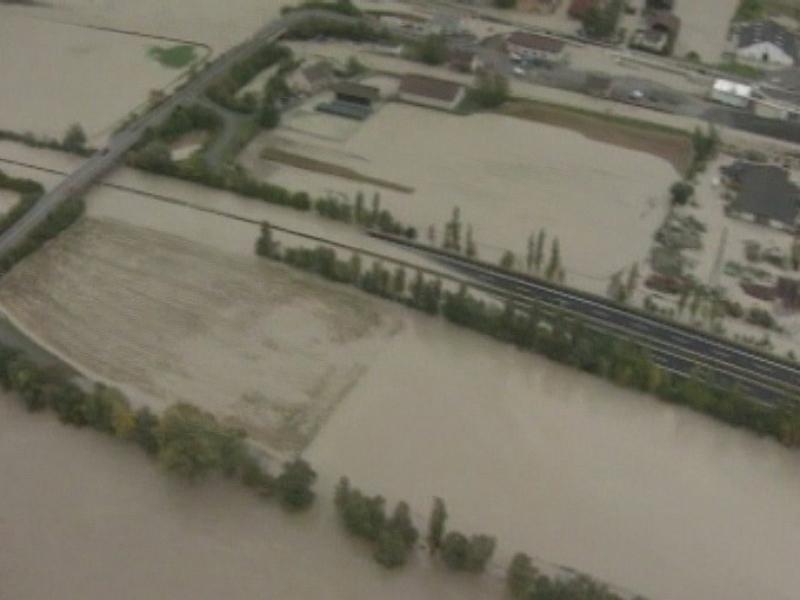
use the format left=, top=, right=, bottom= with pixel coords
left=0, top=398, right=499, bottom=600
left=0, top=170, right=798, bottom=600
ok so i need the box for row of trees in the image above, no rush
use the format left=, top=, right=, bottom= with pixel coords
left=285, top=18, right=393, bottom=43
left=335, top=479, right=497, bottom=573
left=507, top=553, right=638, bottom=600
left=206, top=44, right=293, bottom=113
left=687, top=125, right=720, bottom=179
left=0, top=196, right=85, bottom=276
left=128, top=107, right=416, bottom=236
left=0, top=170, right=45, bottom=252
left=335, top=477, right=419, bottom=567
left=0, top=340, right=318, bottom=509
left=255, top=229, right=800, bottom=447
left=0, top=123, right=92, bottom=157
left=282, top=0, right=362, bottom=17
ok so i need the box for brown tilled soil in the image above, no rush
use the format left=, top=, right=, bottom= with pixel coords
left=499, top=100, right=694, bottom=175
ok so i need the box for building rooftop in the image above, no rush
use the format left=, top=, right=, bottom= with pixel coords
left=738, top=19, right=798, bottom=61
left=507, top=31, right=565, bottom=54
left=399, top=73, right=464, bottom=102
left=332, top=81, right=381, bottom=101
left=733, top=164, right=800, bottom=226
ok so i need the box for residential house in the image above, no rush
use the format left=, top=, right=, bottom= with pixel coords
left=398, top=74, right=465, bottom=111
left=506, top=31, right=566, bottom=64
left=736, top=20, right=797, bottom=68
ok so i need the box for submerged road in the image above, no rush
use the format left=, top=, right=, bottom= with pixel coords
left=370, top=232, right=800, bottom=407
left=0, top=9, right=344, bottom=256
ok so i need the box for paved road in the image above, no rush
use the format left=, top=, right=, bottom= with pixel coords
left=370, top=232, right=800, bottom=406
left=0, top=9, right=343, bottom=257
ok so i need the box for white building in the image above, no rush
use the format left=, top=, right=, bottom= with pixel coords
left=736, top=20, right=797, bottom=68
left=710, top=79, right=753, bottom=108
left=506, top=31, right=566, bottom=64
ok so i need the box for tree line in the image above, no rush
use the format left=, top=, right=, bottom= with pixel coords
left=129, top=115, right=416, bottom=238
left=0, top=342, right=317, bottom=509
left=0, top=335, right=649, bottom=598
left=0, top=169, right=44, bottom=241
left=206, top=44, right=293, bottom=113
left=0, top=196, right=85, bottom=277
left=285, top=17, right=394, bottom=43
left=0, top=123, right=92, bottom=157
left=255, top=225, right=800, bottom=448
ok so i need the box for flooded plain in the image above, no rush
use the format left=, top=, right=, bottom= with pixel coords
left=0, top=397, right=498, bottom=600
left=0, top=179, right=797, bottom=599
left=247, top=104, right=676, bottom=293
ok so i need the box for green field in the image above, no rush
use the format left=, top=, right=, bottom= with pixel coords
left=148, top=45, right=198, bottom=69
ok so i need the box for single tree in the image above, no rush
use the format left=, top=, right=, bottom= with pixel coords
left=465, top=224, right=477, bottom=258
left=427, top=497, right=447, bottom=553
left=63, top=123, right=87, bottom=152
left=500, top=250, right=515, bottom=270
left=440, top=531, right=470, bottom=570
left=275, top=458, right=317, bottom=510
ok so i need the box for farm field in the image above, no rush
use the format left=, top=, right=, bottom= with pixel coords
left=0, top=216, right=397, bottom=455
left=0, top=13, right=196, bottom=142
left=243, top=103, right=677, bottom=293
left=0, top=0, right=287, bottom=48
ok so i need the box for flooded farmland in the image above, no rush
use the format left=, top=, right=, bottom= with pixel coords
left=0, top=186, right=798, bottom=599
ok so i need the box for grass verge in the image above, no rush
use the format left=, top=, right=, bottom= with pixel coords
left=148, top=45, right=198, bottom=69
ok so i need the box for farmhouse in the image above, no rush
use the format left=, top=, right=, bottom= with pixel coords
left=506, top=31, right=566, bottom=64
left=727, top=164, right=800, bottom=232
left=398, top=74, right=465, bottom=111
left=736, top=20, right=797, bottom=68
left=316, top=82, right=381, bottom=120
left=710, top=79, right=753, bottom=108
left=288, top=61, right=335, bottom=95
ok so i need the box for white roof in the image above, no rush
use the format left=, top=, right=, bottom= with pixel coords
left=713, top=78, right=753, bottom=98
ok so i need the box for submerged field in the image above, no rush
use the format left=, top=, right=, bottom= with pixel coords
left=0, top=398, right=497, bottom=600
left=0, top=186, right=799, bottom=599
left=0, top=217, right=395, bottom=455
left=0, top=13, right=195, bottom=141
left=243, top=103, right=677, bottom=293
left=3, top=0, right=289, bottom=47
